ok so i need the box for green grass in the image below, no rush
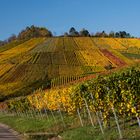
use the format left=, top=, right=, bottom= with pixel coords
left=0, top=113, right=65, bottom=139
left=61, top=125, right=140, bottom=140
left=61, top=126, right=104, bottom=140
left=0, top=114, right=53, bottom=133
left=0, top=113, right=140, bottom=140
left=0, top=113, right=77, bottom=134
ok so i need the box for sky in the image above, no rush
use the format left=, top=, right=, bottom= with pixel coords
left=0, top=0, right=140, bottom=40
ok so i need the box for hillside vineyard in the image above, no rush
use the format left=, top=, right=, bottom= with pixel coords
left=0, top=37, right=140, bottom=101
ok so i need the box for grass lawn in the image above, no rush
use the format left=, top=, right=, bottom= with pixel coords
left=0, top=113, right=140, bottom=140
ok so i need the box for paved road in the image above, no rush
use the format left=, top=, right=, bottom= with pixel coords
left=0, top=124, right=20, bottom=140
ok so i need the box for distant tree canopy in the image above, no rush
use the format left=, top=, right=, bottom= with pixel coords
left=94, top=31, right=108, bottom=37
left=64, top=32, right=69, bottom=37
left=79, top=28, right=90, bottom=36
left=0, top=25, right=135, bottom=47
left=109, top=31, right=115, bottom=38
left=69, top=27, right=79, bottom=36
left=115, top=31, right=131, bottom=38
left=7, top=34, right=17, bottom=42
left=18, top=25, right=53, bottom=40
left=0, top=25, right=53, bottom=46
left=0, top=40, right=4, bottom=46
left=0, top=34, right=17, bottom=47
left=94, top=30, right=132, bottom=38
left=66, top=27, right=132, bottom=38
left=67, top=27, right=90, bottom=37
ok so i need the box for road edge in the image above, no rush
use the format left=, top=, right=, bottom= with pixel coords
left=0, top=123, right=25, bottom=140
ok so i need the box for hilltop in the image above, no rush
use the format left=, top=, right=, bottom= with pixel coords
left=0, top=35, right=140, bottom=101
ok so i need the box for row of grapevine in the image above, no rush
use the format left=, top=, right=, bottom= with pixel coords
left=63, top=37, right=79, bottom=51
left=1, top=68, right=140, bottom=139
left=1, top=37, right=140, bottom=100
left=64, top=51, right=82, bottom=66
left=104, top=38, right=126, bottom=50
left=74, top=37, right=97, bottom=50
left=0, top=63, right=14, bottom=78
left=30, top=38, right=50, bottom=53
left=3, top=67, right=140, bottom=114
left=59, top=65, right=83, bottom=76
left=51, top=52, right=66, bottom=65
left=79, top=50, right=111, bottom=67
left=42, top=38, right=58, bottom=52
left=30, top=53, right=41, bottom=64
left=51, top=75, right=82, bottom=88
left=109, top=48, right=133, bottom=64
left=0, top=38, right=45, bottom=63
left=129, top=38, right=140, bottom=48
left=99, top=49, right=126, bottom=67
left=55, top=37, right=64, bottom=52
left=92, top=38, right=111, bottom=49
left=115, top=38, right=135, bottom=49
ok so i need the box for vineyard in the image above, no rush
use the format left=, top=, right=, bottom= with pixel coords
left=1, top=37, right=140, bottom=139
left=3, top=67, right=140, bottom=116
left=1, top=68, right=140, bottom=139
left=0, top=37, right=140, bottom=101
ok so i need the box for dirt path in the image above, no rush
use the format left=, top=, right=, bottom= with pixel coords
left=0, top=123, right=21, bottom=140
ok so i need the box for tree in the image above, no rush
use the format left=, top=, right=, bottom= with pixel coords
left=0, top=41, right=2, bottom=46
left=94, top=31, right=108, bottom=37
left=119, top=31, right=127, bottom=38
left=0, top=40, right=4, bottom=46
left=126, top=33, right=131, bottom=38
left=18, top=25, right=52, bottom=40
left=109, top=31, right=115, bottom=38
left=95, top=32, right=102, bottom=37
left=114, top=31, right=131, bottom=38
left=7, top=34, right=17, bottom=42
left=69, top=27, right=76, bottom=34
left=115, top=32, right=120, bottom=38
left=64, top=32, right=69, bottom=37
left=69, top=27, right=79, bottom=36
left=79, top=28, right=90, bottom=36
left=101, top=31, right=108, bottom=37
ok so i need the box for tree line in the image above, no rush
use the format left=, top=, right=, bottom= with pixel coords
left=0, top=25, right=134, bottom=46
left=64, top=27, right=132, bottom=38
left=0, top=25, right=52, bottom=46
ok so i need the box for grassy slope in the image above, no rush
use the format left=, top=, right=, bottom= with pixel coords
left=0, top=114, right=140, bottom=140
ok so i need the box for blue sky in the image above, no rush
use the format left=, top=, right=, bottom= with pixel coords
left=0, top=0, right=140, bottom=40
